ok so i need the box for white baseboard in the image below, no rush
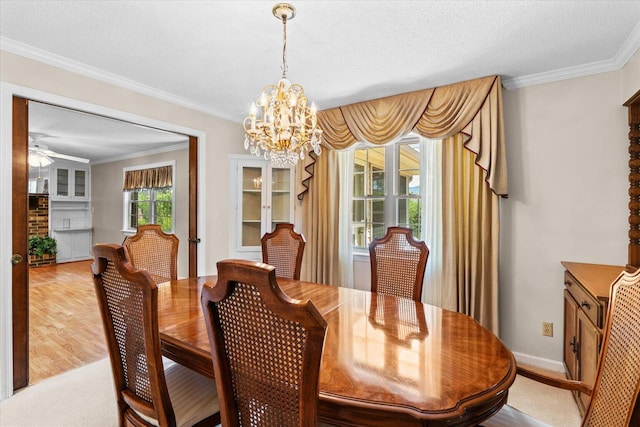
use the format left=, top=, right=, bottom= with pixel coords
left=512, top=351, right=566, bottom=374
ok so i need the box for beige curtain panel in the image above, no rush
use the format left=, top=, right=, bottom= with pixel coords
left=122, top=165, right=173, bottom=191
left=313, top=75, right=507, bottom=197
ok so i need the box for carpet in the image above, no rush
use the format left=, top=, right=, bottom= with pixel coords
left=0, top=358, right=117, bottom=427
left=0, top=358, right=581, bottom=426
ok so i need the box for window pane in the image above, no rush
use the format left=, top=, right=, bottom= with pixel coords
left=371, top=172, right=385, bottom=196
left=398, top=198, right=422, bottom=239
left=399, top=143, right=420, bottom=196
left=371, top=199, right=385, bottom=223
left=353, top=173, right=364, bottom=197
left=372, top=224, right=386, bottom=240
left=352, top=200, right=365, bottom=222
left=352, top=224, right=366, bottom=248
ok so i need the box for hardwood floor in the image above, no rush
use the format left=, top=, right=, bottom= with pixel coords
left=28, top=260, right=108, bottom=385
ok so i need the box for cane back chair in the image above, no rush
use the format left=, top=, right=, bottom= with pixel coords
left=123, top=224, right=179, bottom=283
left=482, top=267, right=640, bottom=427
left=261, top=223, right=306, bottom=280
left=368, top=226, right=429, bottom=302
left=92, top=244, right=220, bottom=427
left=201, top=259, right=327, bottom=427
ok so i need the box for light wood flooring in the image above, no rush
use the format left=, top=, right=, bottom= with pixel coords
left=28, top=260, right=108, bottom=385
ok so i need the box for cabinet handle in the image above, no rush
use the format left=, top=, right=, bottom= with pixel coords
left=188, top=238, right=201, bottom=244
left=581, top=301, right=591, bottom=310
left=570, top=337, right=577, bottom=353
left=564, top=280, right=572, bottom=286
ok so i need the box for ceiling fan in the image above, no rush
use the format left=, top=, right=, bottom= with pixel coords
left=28, top=133, right=90, bottom=165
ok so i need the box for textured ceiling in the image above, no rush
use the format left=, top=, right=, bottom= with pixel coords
left=1, top=1, right=640, bottom=161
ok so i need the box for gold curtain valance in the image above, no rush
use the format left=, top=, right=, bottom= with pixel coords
left=123, top=165, right=173, bottom=191
left=312, top=75, right=507, bottom=196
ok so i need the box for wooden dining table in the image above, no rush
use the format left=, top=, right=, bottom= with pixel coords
left=157, top=276, right=516, bottom=427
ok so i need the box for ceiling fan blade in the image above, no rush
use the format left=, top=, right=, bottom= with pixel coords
left=47, top=152, right=90, bottom=163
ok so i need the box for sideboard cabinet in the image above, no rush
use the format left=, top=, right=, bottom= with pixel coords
left=561, top=261, right=624, bottom=416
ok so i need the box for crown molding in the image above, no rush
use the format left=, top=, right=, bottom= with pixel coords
left=90, top=142, right=189, bottom=165
left=503, top=21, right=640, bottom=90
left=0, top=37, right=239, bottom=123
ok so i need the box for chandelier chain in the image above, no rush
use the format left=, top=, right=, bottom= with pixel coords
left=281, top=15, right=288, bottom=79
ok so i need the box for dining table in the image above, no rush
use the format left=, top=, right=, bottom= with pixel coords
left=157, top=276, right=516, bottom=427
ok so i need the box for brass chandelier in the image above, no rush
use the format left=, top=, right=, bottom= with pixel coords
left=243, top=3, right=322, bottom=166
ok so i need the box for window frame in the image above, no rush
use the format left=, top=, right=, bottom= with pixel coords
left=122, top=161, right=176, bottom=233
left=350, top=135, right=426, bottom=253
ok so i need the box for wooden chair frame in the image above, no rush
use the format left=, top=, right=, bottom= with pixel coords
left=369, top=226, right=429, bottom=301
left=201, top=259, right=327, bottom=427
left=261, top=223, right=306, bottom=280
left=123, top=224, right=179, bottom=283
left=92, top=244, right=176, bottom=426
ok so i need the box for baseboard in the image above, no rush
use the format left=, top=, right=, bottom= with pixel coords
left=512, top=351, right=566, bottom=374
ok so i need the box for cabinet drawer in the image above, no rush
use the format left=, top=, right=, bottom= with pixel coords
left=564, top=272, right=603, bottom=327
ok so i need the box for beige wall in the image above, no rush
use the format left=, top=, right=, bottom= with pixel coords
left=91, top=148, right=190, bottom=278
left=500, top=62, right=633, bottom=363
left=0, top=49, right=247, bottom=275
left=622, top=48, right=640, bottom=102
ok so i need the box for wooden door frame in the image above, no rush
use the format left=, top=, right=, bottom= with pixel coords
left=1, top=83, right=207, bottom=397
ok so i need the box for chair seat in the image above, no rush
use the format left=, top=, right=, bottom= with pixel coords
left=137, top=359, right=220, bottom=427
left=480, top=404, right=550, bottom=427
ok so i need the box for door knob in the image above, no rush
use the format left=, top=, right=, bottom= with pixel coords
left=11, top=254, right=24, bottom=265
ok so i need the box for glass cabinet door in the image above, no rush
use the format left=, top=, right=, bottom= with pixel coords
left=73, top=169, right=86, bottom=198
left=234, top=158, right=294, bottom=256
left=270, top=167, right=291, bottom=231
left=56, top=168, right=69, bottom=198
left=241, top=166, right=264, bottom=247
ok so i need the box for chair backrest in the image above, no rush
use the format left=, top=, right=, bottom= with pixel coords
left=261, top=223, right=306, bottom=280
left=201, top=259, right=327, bottom=427
left=369, top=226, right=429, bottom=301
left=91, top=243, right=175, bottom=427
left=583, top=267, right=640, bottom=427
left=123, top=224, right=179, bottom=283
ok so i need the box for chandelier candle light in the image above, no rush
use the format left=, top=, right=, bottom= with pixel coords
left=243, top=3, right=322, bottom=166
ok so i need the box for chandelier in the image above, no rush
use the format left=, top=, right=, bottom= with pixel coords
left=243, top=3, right=322, bottom=166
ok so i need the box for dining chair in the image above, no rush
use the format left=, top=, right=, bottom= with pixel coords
left=92, top=243, right=220, bottom=427
left=123, top=224, right=179, bottom=283
left=482, top=267, right=640, bottom=427
left=201, top=259, right=327, bottom=427
left=261, top=222, right=306, bottom=280
left=369, top=226, right=429, bottom=301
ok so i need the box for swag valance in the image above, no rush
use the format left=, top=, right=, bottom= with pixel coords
left=297, top=75, right=507, bottom=198
left=122, top=165, right=173, bottom=191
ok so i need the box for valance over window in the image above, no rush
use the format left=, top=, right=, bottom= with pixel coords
left=297, top=75, right=507, bottom=198
left=123, top=165, right=173, bottom=191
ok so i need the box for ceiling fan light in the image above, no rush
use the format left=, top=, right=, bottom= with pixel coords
left=28, top=152, right=54, bottom=167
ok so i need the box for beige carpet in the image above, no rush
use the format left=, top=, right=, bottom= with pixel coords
left=0, top=358, right=581, bottom=426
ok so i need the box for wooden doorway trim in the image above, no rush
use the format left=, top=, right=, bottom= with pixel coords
left=9, top=93, right=203, bottom=393
left=11, top=96, right=29, bottom=390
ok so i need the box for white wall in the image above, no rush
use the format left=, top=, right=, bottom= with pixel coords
left=499, top=67, right=633, bottom=364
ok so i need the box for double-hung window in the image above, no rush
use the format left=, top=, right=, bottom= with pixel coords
left=122, top=162, right=175, bottom=233
left=351, top=135, right=431, bottom=250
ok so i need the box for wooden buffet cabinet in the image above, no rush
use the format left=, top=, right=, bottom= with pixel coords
left=561, top=261, right=624, bottom=416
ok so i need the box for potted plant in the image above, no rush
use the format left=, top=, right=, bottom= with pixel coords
left=28, top=235, right=57, bottom=266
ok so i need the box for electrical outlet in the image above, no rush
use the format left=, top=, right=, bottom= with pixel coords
left=542, top=322, right=553, bottom=337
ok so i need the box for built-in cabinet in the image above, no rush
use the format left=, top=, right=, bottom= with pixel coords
left=230, top=156, right=294, bottom=259
left=561, top=261, right=624, bottom=416
left=49, top=161, right=93, bottom=262
left=50, top=164, right=90, bottom=201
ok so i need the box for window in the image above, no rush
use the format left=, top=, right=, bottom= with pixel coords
left=123, top=162, right=175, bottom=233
left=351, top=136, right=427, bottom=249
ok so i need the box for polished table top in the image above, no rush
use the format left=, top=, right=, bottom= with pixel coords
left=157, top=276, right=516, bottom=427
